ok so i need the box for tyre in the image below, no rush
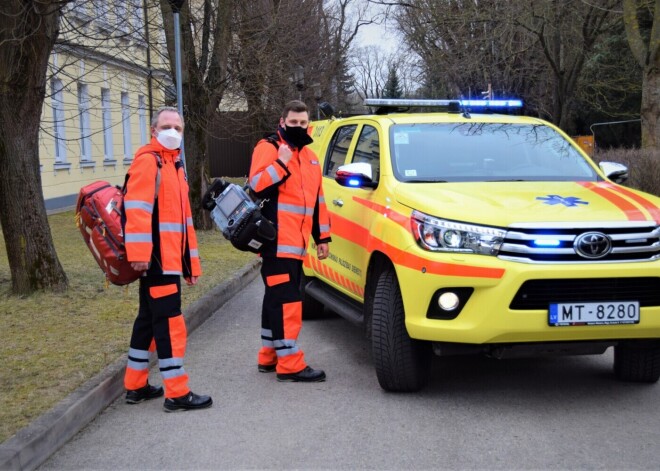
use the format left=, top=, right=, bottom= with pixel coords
left=301, top=275, right=325, bottom=320
left=371, top=267, right=431, bottom=392
left=613, top=342, right=660, bottom=383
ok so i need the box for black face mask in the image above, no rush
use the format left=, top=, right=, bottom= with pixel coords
left=279, top=125, right=314, bottom=149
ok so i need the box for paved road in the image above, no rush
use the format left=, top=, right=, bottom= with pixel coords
left=42, top=276, right=660, bottom=470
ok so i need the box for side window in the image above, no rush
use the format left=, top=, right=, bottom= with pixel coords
left=324, top=125, right=357, bottom=178
left=352, top=125, right=380, bottom=182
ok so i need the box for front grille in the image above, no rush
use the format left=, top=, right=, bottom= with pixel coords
left=510, top=277, right=660, bottom=310
left=498, top=222, right=660, bottom=263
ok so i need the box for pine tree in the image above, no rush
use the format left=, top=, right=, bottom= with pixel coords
left=382, top=67, right=403, bottom=98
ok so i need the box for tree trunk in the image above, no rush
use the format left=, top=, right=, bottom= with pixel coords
left=183, top=102, right=212, bottom=230
left=640, top=68, right=660, bottom=149
left=0, top=1, right=68, bottom=294
left=623, top=0, right=660, bottom=150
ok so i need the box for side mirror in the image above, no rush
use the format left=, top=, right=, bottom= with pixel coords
left=599, top=161, right=629, bottom=184
left=335, top=162, right=377, bottom=188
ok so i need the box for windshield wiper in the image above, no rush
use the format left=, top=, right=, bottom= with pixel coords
left=404, top=179, right=448, bottom=183
left=486, top=179, right=527, bottom=182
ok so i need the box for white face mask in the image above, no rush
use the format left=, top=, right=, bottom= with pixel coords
left=156, top=128, right=182, bottom=150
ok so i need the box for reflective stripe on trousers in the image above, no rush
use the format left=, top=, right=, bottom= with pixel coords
left=258, top=257, right=306, bottom=374
left=124, top=275, right=190, bottom=398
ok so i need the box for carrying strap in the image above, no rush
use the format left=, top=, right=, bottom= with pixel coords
left=123, top=152, right=162, bottom=200
left=245, top=135, right=280, bottom=203
left=264, top=134, right=280, bottom=150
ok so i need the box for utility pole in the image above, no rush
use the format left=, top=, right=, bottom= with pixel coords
left=167, top=0, right=186, bottom=171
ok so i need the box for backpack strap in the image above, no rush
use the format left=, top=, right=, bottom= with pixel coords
left=123, top=152, right=162, bottom=200
left=264, top=133, right=280, bottom=150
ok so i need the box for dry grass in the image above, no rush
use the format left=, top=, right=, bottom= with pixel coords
left=0, top=210, right=256, bottom=443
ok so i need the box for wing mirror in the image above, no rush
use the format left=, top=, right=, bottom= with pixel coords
left=335, top=162, right=377, bottom=188
left=599, top=161, right=629, bottom=184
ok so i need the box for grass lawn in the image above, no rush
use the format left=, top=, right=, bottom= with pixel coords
left=0, top=210, right=256, bottom=443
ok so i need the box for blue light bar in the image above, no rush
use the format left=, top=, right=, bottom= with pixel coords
left=364, top=98, right=523, bottom=109
left=460, top=99, right=523, bottom=108
left=348, top=178, right=361, bottom=187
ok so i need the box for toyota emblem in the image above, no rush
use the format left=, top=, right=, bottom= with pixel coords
left=574, top=232, right=612, bottom=259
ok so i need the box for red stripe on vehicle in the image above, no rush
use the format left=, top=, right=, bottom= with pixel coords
left=578, top=182, right=646, bottom=221
left=352, top=197, right=410, bottom=229
left=598, top=182, right=660, bottom=223
left=331, top=212, right=504, bottom=279
left=374, top=238, right=505, bottom=279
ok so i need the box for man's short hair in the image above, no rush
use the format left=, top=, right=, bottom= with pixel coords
left=151, top=106, right=184, bottom=129
left=281, top=100, right=308, bottom=119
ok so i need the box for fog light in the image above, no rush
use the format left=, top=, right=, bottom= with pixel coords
left=438, top=292, right=460, bottom=311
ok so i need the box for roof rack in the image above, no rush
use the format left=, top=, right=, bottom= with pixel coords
left=363, top=98, right=523, bottom=116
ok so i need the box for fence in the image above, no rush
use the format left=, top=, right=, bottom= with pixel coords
left=207, top=111, right=261, bottom=178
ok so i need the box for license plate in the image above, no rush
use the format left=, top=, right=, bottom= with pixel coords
left=549, top=301, right=640, bottom=326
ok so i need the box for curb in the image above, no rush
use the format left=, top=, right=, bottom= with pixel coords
left=0, top=259, right=261, bottom=471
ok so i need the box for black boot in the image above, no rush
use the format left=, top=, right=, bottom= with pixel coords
left=125, top=383, right=164, bottom=404
left=276, top=366, right=326, bottom=382
left=163, top=391, right=213, bottom=412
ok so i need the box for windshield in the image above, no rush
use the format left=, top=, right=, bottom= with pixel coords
left=390, top=123, right=598, bottom=182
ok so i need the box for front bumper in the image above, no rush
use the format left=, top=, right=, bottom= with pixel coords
left=399, top=251, right=660, bottom=344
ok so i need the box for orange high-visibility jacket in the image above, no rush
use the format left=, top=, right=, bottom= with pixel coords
left=249, top=132, right=331, bottom=259
left=124, top=138, right=202, bottom=277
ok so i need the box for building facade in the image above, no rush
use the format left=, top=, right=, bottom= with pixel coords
left=40, top=0, right=172, bottom=211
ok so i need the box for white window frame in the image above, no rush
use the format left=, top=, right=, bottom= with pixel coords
left=52, top=79, right=67, bottom=163
left=133, top=0, right=145, bottom=39
left=138, top=95, right=148, bottom=145
left=94, top=0, right=110, bottom=29
left=116, top=0, right=128, bottom=33
left=121, top=92, right=133, bottom=160
left=101, top=88, right=114, bottom=160
left=77, top=83, right=92, bottom=161
left=70, top=0, right=86, bottom=16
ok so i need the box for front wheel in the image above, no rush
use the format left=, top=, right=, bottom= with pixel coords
left=613, top=342, right=660, bottom=383
left=371, top=267, right=431, bottom=392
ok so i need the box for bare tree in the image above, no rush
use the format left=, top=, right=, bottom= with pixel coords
left=515, top=0, right=620, bottom=130
left=350, top=46, right=421, bottom=98
left=350, top=46, right=389, bottom=98
left=0, top=0, right=69, bottom=294
left=391, top=0, right=620, bottom=133
left=159, top=0, right=232, bottom=229
left=623, top=0, right=660, bottom=149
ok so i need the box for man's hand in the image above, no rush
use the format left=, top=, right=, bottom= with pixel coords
left=317, top=243, right=329, bottom=260
left=278, top=143, right=293, bottom=164
left=185, top=276, right=199, bottom=286
left=131, top=262, right=149, bottom=272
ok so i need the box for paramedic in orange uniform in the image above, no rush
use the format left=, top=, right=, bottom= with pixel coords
left=123, top=106, right=212, bottom=412
left=249, top=100, right=332, bottom=382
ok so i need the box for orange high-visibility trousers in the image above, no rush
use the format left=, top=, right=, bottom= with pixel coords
left=124, top=275, right=190, bottom=398
left=258, top=257, right=307, bottom=374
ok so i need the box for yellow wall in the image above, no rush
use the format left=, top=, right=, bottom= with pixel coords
left=40, top=0, right=171, bottom=211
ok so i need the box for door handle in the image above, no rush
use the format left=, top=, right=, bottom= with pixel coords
left=332, top=198, right=344, bottom=207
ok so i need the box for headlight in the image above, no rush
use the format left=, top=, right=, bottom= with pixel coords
left=410, top=210, right=505, bottom=255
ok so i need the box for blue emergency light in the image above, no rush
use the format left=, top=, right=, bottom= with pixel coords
left=460, top=99, right=523, bottom=108
left=532, top=239, right=561, bottom=247
left=364, top=98, right=524, bottom=109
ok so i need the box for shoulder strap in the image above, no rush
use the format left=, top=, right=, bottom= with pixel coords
left=264, top=134, right=279, bottom=150
left=123, top=152, right=162, bottom=200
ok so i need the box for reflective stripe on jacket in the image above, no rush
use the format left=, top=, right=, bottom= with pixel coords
left=124, top=138, right=201, bottom=277
left=249, top=133, right=331, bottom=259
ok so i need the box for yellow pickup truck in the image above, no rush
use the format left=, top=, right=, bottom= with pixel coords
left=302, top=99, right=660, bottom=392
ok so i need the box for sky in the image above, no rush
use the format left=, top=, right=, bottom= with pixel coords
left=356, top=20, right=398, bottom=52
left=353, top=3, right=400, bottom=53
